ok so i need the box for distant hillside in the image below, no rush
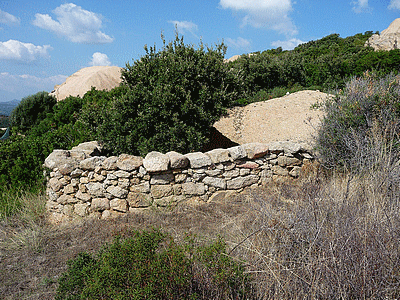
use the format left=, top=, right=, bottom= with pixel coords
left=0, top=99, right=20, bottom=116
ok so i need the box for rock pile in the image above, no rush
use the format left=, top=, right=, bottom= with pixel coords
left=44, top=141, right=314, bottom=223
left=365, top=18, right=400, bottom=51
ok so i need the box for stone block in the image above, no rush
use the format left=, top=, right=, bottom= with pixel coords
left=269, top=141, right=302, bottom=155
left=242, top=143, right=269, bottom=159
left=106, top=186, right=128, bottom=199
left=48, top=177, right=62, bottom=192
left=117, top=154, right=143, bottom=171
left=272, top=165, right=289, bottom=176
left=76, top=190, right=92, bottom=202
left=110, top=199, right=128, bottom=212
left=127, top=192, right=153, bottom=208
left=203, top=177, right=227, bottom=190
left=143, top=151, right=170, bottom=172
left=80, top=157, right=106, bottom=170
left=205, top=148, right=230, bottom=164
left=74, top=203, right=89, bottom=217
left=226, top=175, right=259, bottom=190
left=57, top=194, right=78, bottom=204
left=227, top=145, right=247, bottom=161
left=130, top=181, right=150, bottom=193
left=278, top=156, right=301, bottom=167
left=114, top=170, right=131, bottom=178
left=150, top=173, right=174, bottom=185
left=182, top=182, right=206, bottom=196
left=184, top=152, right=212, bottom=169
left=102, top=156, right=118, bottom=170
left=91, top=198, right=110, bottom=211
left=87, top=182, right=106, bottom=197
left=166, top=151, right=189, bottom=169
left=151, top=185, right=174, bottom=199
left=289, top=166, right=302, bottom=178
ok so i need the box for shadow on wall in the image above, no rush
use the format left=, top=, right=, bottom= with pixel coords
left=202, top=127, right=239, bottom=152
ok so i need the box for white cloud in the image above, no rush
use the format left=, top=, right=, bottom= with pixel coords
left=89, top=52, right=111, bottom=66
left=351, top=0, right=371, bottom=13
left=168, top=20, right=199, bottom=37
left=0, top=9, right=20, bottom=25
left=0, top=40, right=52, bottom=62
left=219, top=0, right=297, bottom=36
left=0, top=72, right=67, bottom=98
left=271, top=38, right=305, bottom=50
left=226, top=37, right=251, bottom=50
left=389, top=0, right=400, bottom=9
left=33, top=3, right=113, bottom=44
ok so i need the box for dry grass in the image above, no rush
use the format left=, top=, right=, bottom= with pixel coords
left=1, top=160, right=400, bottom=299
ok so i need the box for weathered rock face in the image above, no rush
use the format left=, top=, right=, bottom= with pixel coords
left=45, top=141, right=315, bottom=223
left=366, top=18, right=400, bottom=51
left=50, top=66, right=123, bottom=102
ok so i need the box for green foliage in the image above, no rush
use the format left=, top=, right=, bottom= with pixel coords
left=0, top=95, right=94, bottom=212
left=229, top=32, right=400, bottom=97
left=81, top=34, right=238, bottom=156
left=56, top=229, right=254, bottom=300
left=10, top=91, right=56, bottom=133
left=315, top=72, right=400, bottom=171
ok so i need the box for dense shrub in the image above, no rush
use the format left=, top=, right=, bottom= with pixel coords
left=10, top=91, right=56, bottom=133
left=80, top=34, right=238, bottom=156
left=56, top=229, right=254, bottom=300
left=229, top=32, right=400, bottom=97
left=315, top=72, right=400, bottom=172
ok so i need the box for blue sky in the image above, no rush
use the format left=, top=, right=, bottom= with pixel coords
left=0, top=0, right=399, bottom=102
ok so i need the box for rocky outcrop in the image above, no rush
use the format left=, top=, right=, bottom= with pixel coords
left=365, top=18, right=400, bottom=51
left=44, top=141, right=315, bottom=223
left=50, top=66, right=123, bottom=101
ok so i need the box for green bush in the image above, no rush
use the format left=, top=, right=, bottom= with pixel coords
left=56, top=229, right=254, bottom=300
left=81, top=34, right=238, bottom=156
left=10, top=91, right=56, bottom=133
left=315, top=72, right=400, bottom=172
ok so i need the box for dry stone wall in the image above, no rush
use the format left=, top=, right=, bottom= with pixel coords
left=44, top=141, right=314, bottom=223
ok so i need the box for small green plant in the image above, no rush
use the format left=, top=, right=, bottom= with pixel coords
left=56, top=229, right=254, bottom=300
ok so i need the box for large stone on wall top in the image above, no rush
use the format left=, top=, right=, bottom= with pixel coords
left=143, top=151, right=170, bottom=172
left=44, top=150, right=74, bottom=169
left=205, top=148, right=231, bottom=164
left=242, top=143, right=269, bottom=159
left=184, top=152, right=212, bottom=169
left=80, top=156, right=106, bottom=170
left=117, top=154, right=143, bottom=171
left=268, top=141, right=302, bottom=155
left=166, top=151, right=189, bottom=169
left=70, top=141, right=102, bottom=156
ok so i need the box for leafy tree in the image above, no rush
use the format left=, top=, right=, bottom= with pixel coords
left=81, top=34, right=238, bottom=156
left=10, top=91, right=56, bottom=133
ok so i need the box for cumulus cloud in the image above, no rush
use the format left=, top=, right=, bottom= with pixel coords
left=271, top=38, right=305, bottom=50
left=389, top=0, right=400, bottom=9
left=351, top=0, right=371, bottom=13
left=0, top=9, right=20, bottom=25
left=89, top=52, right=111, bottom=66
left=226, top=37, right=251, bottom=50
left=0, top=72, right=67, bottom=99
left=168, top=20, right=199, bottom=37
left=33, top=3, right=113, bottom=44
left=219, top=0, right=297, bottom=36
left=0, top=40, right=52, bottom=62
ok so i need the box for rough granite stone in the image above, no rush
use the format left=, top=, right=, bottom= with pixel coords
left=166, top=151, right=189, bottom=169
left=127, top=192, right=153, bottom=208
left=143, top=151, right=170, bottom=172
left=226, top=175, right=259, bottom=190
left=117, top=154, right=143, bottom=171
left=151, top=185, right=174, bottom=199
left=110, top=199, right=128, bottom=212
left=205, top=148, right=231, bottom=164
left=184, top=152, right=212, bottom=169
